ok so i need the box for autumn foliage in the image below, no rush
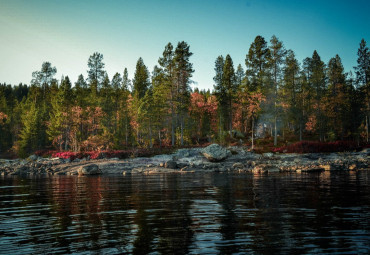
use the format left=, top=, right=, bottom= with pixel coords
left=273, top=141, right=361, bottom=154
left=1, top=37, right=370, bottom=158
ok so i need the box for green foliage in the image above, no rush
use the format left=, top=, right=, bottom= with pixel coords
left=1, top=39, right=370, bottom=157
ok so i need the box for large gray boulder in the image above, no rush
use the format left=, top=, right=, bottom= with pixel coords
left=78, top=164, right=101, bottom=175
left=202, top=144, right=231, bottom=162
left=27, top=154, right=39, bottom=162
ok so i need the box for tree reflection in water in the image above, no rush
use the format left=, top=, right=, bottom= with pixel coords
left=0, top=171, right=369, bottom=254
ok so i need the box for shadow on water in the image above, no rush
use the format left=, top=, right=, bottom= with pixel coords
left=0, top=171, right=369, bottom=254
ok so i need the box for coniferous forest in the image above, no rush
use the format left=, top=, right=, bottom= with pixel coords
left=1, top=36, right=370, bottom=157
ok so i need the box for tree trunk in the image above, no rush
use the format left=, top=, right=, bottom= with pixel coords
left=251, top=117, right=255, bottom=150
left=366, top=115, right=369, bottom=143
left=125, top=117, right=128, bottom=146
left=159, top=130, right=162, bottom=147
left=274, top=107, right=277, bottom=146
left=180, top=115, right=184, bottom=146
left=149, top=118, right=153, bottom=148
left=171, top=107, right=175, bottom=146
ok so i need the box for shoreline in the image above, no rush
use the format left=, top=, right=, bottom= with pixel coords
left=1, top=145, right=369, bottom=176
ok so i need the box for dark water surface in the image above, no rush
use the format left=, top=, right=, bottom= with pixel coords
left=0, top=171, right=369, bottom=254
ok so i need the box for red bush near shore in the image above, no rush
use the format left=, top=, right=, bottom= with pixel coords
left=273, top=141, right=361, bottom=153
left=34, top=148, right=175, bottom=160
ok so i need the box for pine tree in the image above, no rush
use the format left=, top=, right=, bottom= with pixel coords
left=222, top=54, right=236, bottom=133
left=269, top=35, right=286, bottom=146
left=309, top=50, right=327, bottom=141
left=47, top=76, right=74, bottom=150
left=326, top=55, right=350, bottom=140
left=120, top=68, right=132, bottom=147
left=19, top=99, right=43, bottom=156
left=354, top=39, right=370, bottom=141
left=245, top=35, right=271, bottom=92
left=173, top=41, right=194, bottom=145
left=31, top=62, right=57, bottom=99
left=132, top=57, right=150, bottom=145
left=213, top=56, right=225, bottom=138
left=282, top=50, right=302, bottom=139
left=87, top=52, right=105, bottom=104
left=158, top=43, right=176, bottom=145
left=74, top=74, right=88, bottom=107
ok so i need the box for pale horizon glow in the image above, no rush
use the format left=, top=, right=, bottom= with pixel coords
left=1, top=0, right=369, bottom=90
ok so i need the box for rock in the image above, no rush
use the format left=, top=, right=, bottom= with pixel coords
left=78, top=164, right=101, bottom=175
left=27, top=154, right=39, bottom=161
left=252, top=164, right=280, bottom=173
left=164, top=160, right=177, bottom=169
left=14, top=165, right=29, bottom=175
left=232, top=162, right=244, bottom=170
left=262, top=152, right=274, bottom=158
left=202, top=144, right=231, bottom=162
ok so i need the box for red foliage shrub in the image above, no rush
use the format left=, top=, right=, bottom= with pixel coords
left=47, top=147, right=176, bottom=160
left=273, top=141, right=361, bottom=154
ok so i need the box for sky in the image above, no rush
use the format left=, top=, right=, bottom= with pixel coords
left=1, top=0, right=369, bottom=91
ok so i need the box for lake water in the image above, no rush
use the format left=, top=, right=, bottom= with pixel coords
left=0, top=171, right=369, bottom=254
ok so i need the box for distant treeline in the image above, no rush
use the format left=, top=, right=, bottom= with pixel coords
left=0, top=36, right=369, bottom=157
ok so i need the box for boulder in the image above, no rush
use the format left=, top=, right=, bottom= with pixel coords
left=164, top=160, right=177, bottom=169
left=232, top=162, right=244, bottom=170
left=202, top=144, right=231, bottom=162
left=262, top=152, right=274, bottom=158
left=27, top=154, right=38, bottom=162
left=78, top=164, right=101, bottom=175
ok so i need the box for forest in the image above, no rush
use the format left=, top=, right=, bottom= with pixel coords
left=0, top=35, right=369, bottom=158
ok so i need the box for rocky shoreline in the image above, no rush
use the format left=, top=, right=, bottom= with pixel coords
left=0, top=144, right=369, bottom=176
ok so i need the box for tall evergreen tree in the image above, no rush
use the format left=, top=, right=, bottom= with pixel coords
left=309, top=50, right=327, bottom=141
left=173, top=41, right=194, bottom=145
left=132, top=58, right=150, bottom=145
left=122, top=68, right=131, bottom=91
left=269, top=35, right=286, bottom=146
left=133, top=57, right=150, bottom=100
left=354, top=39, right=370, bottom=141
left=47, top=76, right=74, bottom=150
left=282, top=50, right=302, bottom=139
left=87, top=52, right=105, bottom=102
left=222, top=54, right=236, bottom=133
left=31, top=61, right=57, bottom=98
left=245, top=35, right=271, bottom=92
left=213, top=56, right=225, bottom=137
left=326, top=54, right=350, bottom=140
left=158, top=43, right=176, bottom=145
left=74, top=74, right=87, bottom=107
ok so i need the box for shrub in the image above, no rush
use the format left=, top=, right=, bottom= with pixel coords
left=273, top=141, right=361, bottom=154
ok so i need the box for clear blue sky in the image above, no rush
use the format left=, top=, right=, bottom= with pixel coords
left=1, top=0, right=369, bottom=90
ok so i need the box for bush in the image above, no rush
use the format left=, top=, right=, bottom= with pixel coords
left=273, top=141, right=361, bottom=154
